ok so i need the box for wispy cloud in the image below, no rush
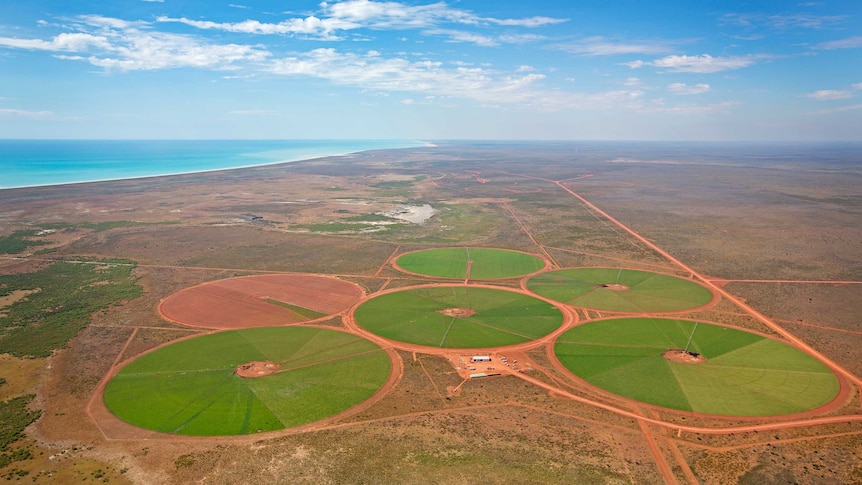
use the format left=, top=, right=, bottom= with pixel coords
left=626, top=54, right=762, bottom=73
left=638, top=100, right=737, bottom=114
left=815, top=36, right=862, bottom=50
left=621, top=77, right=643, bottom=87
left=321, top=1, right=566, bottom=29
left=667, top=83, right=710, bottom=95
left=806, top=89, right=854, bottom=101
left=0, top=14, right=644, bottom=112
left=267, top=48, right=528, bottom=101
left=805, top=82, right=862, bottom=101
left=487, top=16, right=567, bottom=28
left=158, top=0, right=567, bottom=41
left=0, top=15, right=270, bottom=71
left=422, top=28, right=544, bottom=47
left=0, top=32, right=111, bottom=51
left=424, top=29, right=499, bottom=46
left=719, top=13, right=847, bottom=30
left=157, top=16, right=353, bottom=40
left=497, top=33, right=546, bottom=44
left=0, top=108, right=54, bottom=118
left=557, top=36, right=675, bottom=56
left=265, top=47, right=644, bottom=111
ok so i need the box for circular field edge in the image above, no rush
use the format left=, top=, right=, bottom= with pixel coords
left=393, top=247, right=549, bottom=280
left=549, top=317, right=844, bottom=418
left=526, top=267, right=718, bottom=314
left=102, top=325, right=395, bottom=436
left=157, top=273, right=365, bottom=330
left=349, top=283, right=574, bottom=352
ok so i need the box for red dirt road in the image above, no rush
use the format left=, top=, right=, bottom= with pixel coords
left=552, top=179, right=862, bottom=393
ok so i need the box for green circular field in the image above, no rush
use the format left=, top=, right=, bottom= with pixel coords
left=104, top=327, right=391, bottom=436
left=527, top=268, right=714, bottom=313
left=353, top=286, right=564, bottom=348
left=554, top=318, right=839, bottom=416
left=395, top=248, right=545, bottom=279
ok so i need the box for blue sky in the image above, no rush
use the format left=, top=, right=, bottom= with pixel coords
left=0, top=0, right=860, bottom=140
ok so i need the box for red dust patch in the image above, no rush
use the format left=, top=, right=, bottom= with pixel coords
left=663, top=349, right=706, bottom=365
left=600, top=284, right=629, bottom=291
left=437, top=307, right=476, bottom=318
left=236, top=361, right=280, bottom=378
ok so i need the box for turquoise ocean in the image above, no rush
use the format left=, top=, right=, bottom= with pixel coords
left=0, top=140, right=421, bottom=189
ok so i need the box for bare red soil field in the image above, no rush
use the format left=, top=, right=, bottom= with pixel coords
left=158, top=274, right=363, bottom=329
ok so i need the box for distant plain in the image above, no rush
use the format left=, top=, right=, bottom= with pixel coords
left=0, top=141, right=860, bottom=484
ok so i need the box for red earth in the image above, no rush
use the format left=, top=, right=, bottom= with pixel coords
left=236, top=361, right=280, bottom=378
left=158, top=274, right=364, bottom=329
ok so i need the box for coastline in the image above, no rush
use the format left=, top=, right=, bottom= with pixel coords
left=0, top=140, right=426, bottom=190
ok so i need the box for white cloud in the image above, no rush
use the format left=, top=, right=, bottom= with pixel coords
left=169, top=6, right=548, bottom=49
left=426, top=29, right=498, bottom=46
left=1, top=13, right=656, bottom=114
left=638, top=100, right=737, bottom=114
left=158, top=16, right=353, bottom=40
left=322, top=1, right=566, bottom=29
left=622, top=77, right=642, bottom=87
left=488, top=16, right=567, bottom=27
left=497, top=33, right=545, bottom=44
left=667, top=83, right=710, bottom=95
left=0, top=33, right=110, bottom=51
left=158, top=0, right=567, bottom=42
left=266, top=48, right=643, bottom=111
left=558, top=37, right=674, bottom=56
left=0, top=16, right=270, bottom=72
left=79, top=15, right=142, bottom=30
left=516, top=65, right=534, bottom=72
left=720, top=13, right=847, bottom=30
left=816, top=36, right=862, bottom=50
left=806, top=89, right=854, bottom=101
left=626, top=54, right=759, bottom=73
left=805, top=82, right=862, bottom=101
left=0, top=108, right=54, bottom=118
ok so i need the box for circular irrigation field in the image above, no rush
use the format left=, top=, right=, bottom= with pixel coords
left=159, top=274, right=363, bottom=329
left=394, top=247, right=546, bottom=279
left=104, top=327, right=392, bottom=436
left=527, top=268, right=715, bottom=313
left=554, top=318, right=840, bottom=416
left=353, top=286, right=565, bottom=349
